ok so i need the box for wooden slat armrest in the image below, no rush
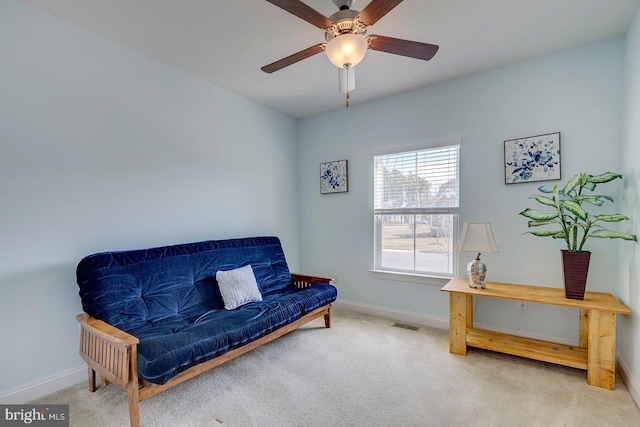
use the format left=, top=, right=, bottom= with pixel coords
left=76, top=312, right=139, bottom=394
left=76, top=313, right=139, bottom=347
left=291, top=273, right=333, bottom=288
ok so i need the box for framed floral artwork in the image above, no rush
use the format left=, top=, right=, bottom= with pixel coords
left=504, top=132, right=561, bottom=184
left=320, top=160, right=348, bottom=194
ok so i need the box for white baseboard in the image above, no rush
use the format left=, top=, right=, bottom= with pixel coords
left=617, top=356, right=640, bottom=409
left=333, top=299, right=449, bottom=330
left=333, top=298, right=575, bottom=344
left=0, top=366, right=86, bottom=404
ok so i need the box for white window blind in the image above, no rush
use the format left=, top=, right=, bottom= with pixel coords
left=373, top=142, right=460, bottom=276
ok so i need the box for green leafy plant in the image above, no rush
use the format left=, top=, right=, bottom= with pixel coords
left=519, top=172, right=637, bottom=252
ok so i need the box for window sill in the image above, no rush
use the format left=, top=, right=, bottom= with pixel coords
left=369, top=270, right=451, bottom=287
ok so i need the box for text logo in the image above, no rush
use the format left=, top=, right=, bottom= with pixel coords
left=0, top=405, right=68, bottom=427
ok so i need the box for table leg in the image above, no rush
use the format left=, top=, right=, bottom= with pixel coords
left=587, top=309, right=617, bottom=390
left=579, top=308, right=589, bottom=348
left=449, top=292, right=469, bottom=355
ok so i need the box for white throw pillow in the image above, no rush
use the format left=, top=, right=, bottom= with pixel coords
left=216, top=265, right=263, bottom=310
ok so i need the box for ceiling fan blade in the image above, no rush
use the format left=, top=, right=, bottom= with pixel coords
left=368, top=35, right=439, bottom=61
left=357, top=0, right=404, bottom=26
left=261, top=43, right=326, bottom=73
left=265, top=0, right=334, bottom=29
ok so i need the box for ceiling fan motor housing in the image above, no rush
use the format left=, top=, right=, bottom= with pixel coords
left=326, top=9, right=366, bottom=41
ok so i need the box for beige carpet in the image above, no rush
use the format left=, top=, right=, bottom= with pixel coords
left=32, top=309, right=640, bottom=426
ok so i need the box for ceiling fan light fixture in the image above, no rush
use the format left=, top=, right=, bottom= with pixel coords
left=325, top=33, right=368, bottom=68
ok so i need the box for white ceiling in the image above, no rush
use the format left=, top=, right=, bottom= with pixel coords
left=21, top=0, right=640, bottom=118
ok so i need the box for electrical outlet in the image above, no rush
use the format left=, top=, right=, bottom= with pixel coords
left=517, top=300, right=528, bottom=311
left=331, top=275, right=339, bottom=284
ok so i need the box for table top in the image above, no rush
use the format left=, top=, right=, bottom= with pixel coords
left=441, top=278, right=631, bottom=314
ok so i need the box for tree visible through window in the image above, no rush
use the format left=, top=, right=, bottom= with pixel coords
left=374, top=142, right=460, bottom=277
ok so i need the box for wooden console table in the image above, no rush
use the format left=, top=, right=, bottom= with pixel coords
left=441, top=278, right=631, bottom=390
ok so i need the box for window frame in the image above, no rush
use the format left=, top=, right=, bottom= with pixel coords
left=372, top=139, right=461, bottom=280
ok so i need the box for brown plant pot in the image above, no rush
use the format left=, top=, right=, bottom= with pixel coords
left=562, top=250, right=591, bottom=300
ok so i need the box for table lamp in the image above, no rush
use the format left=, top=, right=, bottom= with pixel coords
left=456, top=222, right=499, bottom=288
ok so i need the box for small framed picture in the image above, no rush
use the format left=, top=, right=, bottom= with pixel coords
left=320, top=160, right=348, bottom=194
left=504, top=132, right=561, bottom=184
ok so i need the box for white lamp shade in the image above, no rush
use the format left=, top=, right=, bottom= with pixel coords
left=339, top=66, right=355, bottom=93
left=456, top=222, right=499, bottom=253
left=325, top=34, right=368, bottom=68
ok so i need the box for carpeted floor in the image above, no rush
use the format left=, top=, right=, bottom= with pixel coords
left=32, top=308, right=640, bottom=426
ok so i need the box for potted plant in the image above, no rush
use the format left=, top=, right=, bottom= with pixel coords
left=519, top=172, right=637, bottom=299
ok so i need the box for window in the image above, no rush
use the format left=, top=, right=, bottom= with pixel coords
left=373, top=141, right=460, bottom=277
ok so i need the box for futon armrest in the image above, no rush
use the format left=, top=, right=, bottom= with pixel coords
left=76, top=313, right=139, bottom=390
left=76, top=313, right=139, bottom=347
left=291, top=273, right=333, bottom=289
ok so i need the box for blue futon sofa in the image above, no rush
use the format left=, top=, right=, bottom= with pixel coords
left=75, top=236, right=337, bottom=427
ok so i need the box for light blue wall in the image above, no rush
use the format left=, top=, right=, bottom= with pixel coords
left=620, top=5, right=640, bottom=400
left=299, top=38, right=626, bottom=342
left=0, top=1, right=299, bottom=396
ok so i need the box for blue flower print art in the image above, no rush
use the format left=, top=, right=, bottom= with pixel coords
left=504, top=132, right=561, bottom=184
left=320, top=160, right=348, bottom=194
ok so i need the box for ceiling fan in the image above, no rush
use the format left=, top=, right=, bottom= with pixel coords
left=261, top=0, right=439, bottom=106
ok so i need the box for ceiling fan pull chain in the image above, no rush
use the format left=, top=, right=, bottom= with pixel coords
left=346, top=65, right=350, bottom=108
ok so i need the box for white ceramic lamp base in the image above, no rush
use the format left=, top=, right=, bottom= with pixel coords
left=467, top=257, right=487, bottom=289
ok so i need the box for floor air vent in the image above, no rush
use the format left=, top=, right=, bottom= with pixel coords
left=392, top=322, right=420, bottom=331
